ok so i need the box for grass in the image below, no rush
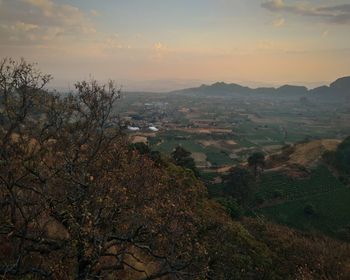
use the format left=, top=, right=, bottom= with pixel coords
left=205, top=147, right=233, bottom=166
left=258, top=187, right=350, bottom=237
left=155, top=139, right=204, bottom=154
left=151, top=130, right=236, bottom=166
left=256, top=165, right=350, bottom=238
left=207, top=182, right=225, bottom=197
left=257, top=165, right=345, bottom=201
left=199, top=171, right=218, bottom=181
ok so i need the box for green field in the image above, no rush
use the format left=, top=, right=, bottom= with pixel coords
left=257, top=165, right=345, bottom=201
left=117, top=90, right=350, bottom=240
left=255, top=166, right=350, bottom=238
left=258, top=188, right=350, bottom=237
left=151, top=130, right=237, bottom=166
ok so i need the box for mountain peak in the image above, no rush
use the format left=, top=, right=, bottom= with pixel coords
left=330, top=76, right=350, bottom=90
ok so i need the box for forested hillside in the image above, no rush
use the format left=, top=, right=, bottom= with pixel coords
left=1, top=59, right=350, bottom=280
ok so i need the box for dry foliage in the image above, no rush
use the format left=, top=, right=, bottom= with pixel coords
left=0, top=59, right=206, bottom=279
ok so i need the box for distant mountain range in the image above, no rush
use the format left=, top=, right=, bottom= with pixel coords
left=170, top=76, right=350, bottom=98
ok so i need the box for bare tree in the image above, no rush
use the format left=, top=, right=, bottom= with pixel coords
left=0, top=58, right=205, bottom=279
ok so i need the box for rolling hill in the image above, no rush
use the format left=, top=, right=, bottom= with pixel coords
left=254, top=139, right=350, bottom=240
left=170, top=76, right=350, bottom=99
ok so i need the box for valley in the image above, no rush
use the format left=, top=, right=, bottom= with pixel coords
left=118, top=79, right=350, bottom=240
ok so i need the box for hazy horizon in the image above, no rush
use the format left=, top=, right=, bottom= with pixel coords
left=1, top=0, right=350, bottom=91
left=47, top=77, right=339, bottom=93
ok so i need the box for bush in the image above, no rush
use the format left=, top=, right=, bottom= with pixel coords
left=273, top=189, right=284, bottom=199
left=304, top=204, right=316, bottom=216
left=254, top=193, right=266, bottom=205
left=223, top=167, right=256, bottom=206
left=216, top=197, right=244, bottom=219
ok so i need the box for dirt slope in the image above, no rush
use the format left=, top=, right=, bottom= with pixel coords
left=288, top=139, right=341, bottom=168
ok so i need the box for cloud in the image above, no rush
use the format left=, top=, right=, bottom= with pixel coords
left=261, top=0, right=350, bottom=25
left=150, top=42, right=169, bottom=61
left=0, top=0, right=138, bottom=61
left=318, top=4, right=350, bottom=14
left=24, top=0, right=53, bottom=16
left=90, top=9, right=101, bottom=17
left=153, top=42, right=167, bottom=51
left=321, top=30, right=329, bottom=38
left=13, top=22, right=39, bottom=32
left=0, top=0, right=96, bottom=45
left=103, top=34, right=124, bottom=50
left=272, top=17, right=285, bottom=27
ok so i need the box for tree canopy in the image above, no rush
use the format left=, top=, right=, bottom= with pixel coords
left=248, top=152, right=266, bottom=178
left=0, top=59, right=206, bottom=279
left=224, top=167, right=256, bottom=206
left=171, top=145, right=199, bottom=177
left=323, top=136, right=350, bottom=184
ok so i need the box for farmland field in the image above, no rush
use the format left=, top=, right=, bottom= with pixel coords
left=117, top=91, right=350, bottom=172
left=257, top=165, right=345, bottom=201
left=115, top=89, right=350, bottom=239
left=258, top=187, right=350, bottom=238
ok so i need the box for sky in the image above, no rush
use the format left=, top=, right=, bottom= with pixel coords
left=1, top=0, right=350, bottom=91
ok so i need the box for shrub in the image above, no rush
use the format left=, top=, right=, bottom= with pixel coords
left=273, top=189, right=284, bottom=199
left=304, top=204, right=316, bottom=216
left=216, top=197, right=244, bottom=219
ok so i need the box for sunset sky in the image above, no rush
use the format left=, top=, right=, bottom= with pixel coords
left=1, top=0, right=350, bottom=91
